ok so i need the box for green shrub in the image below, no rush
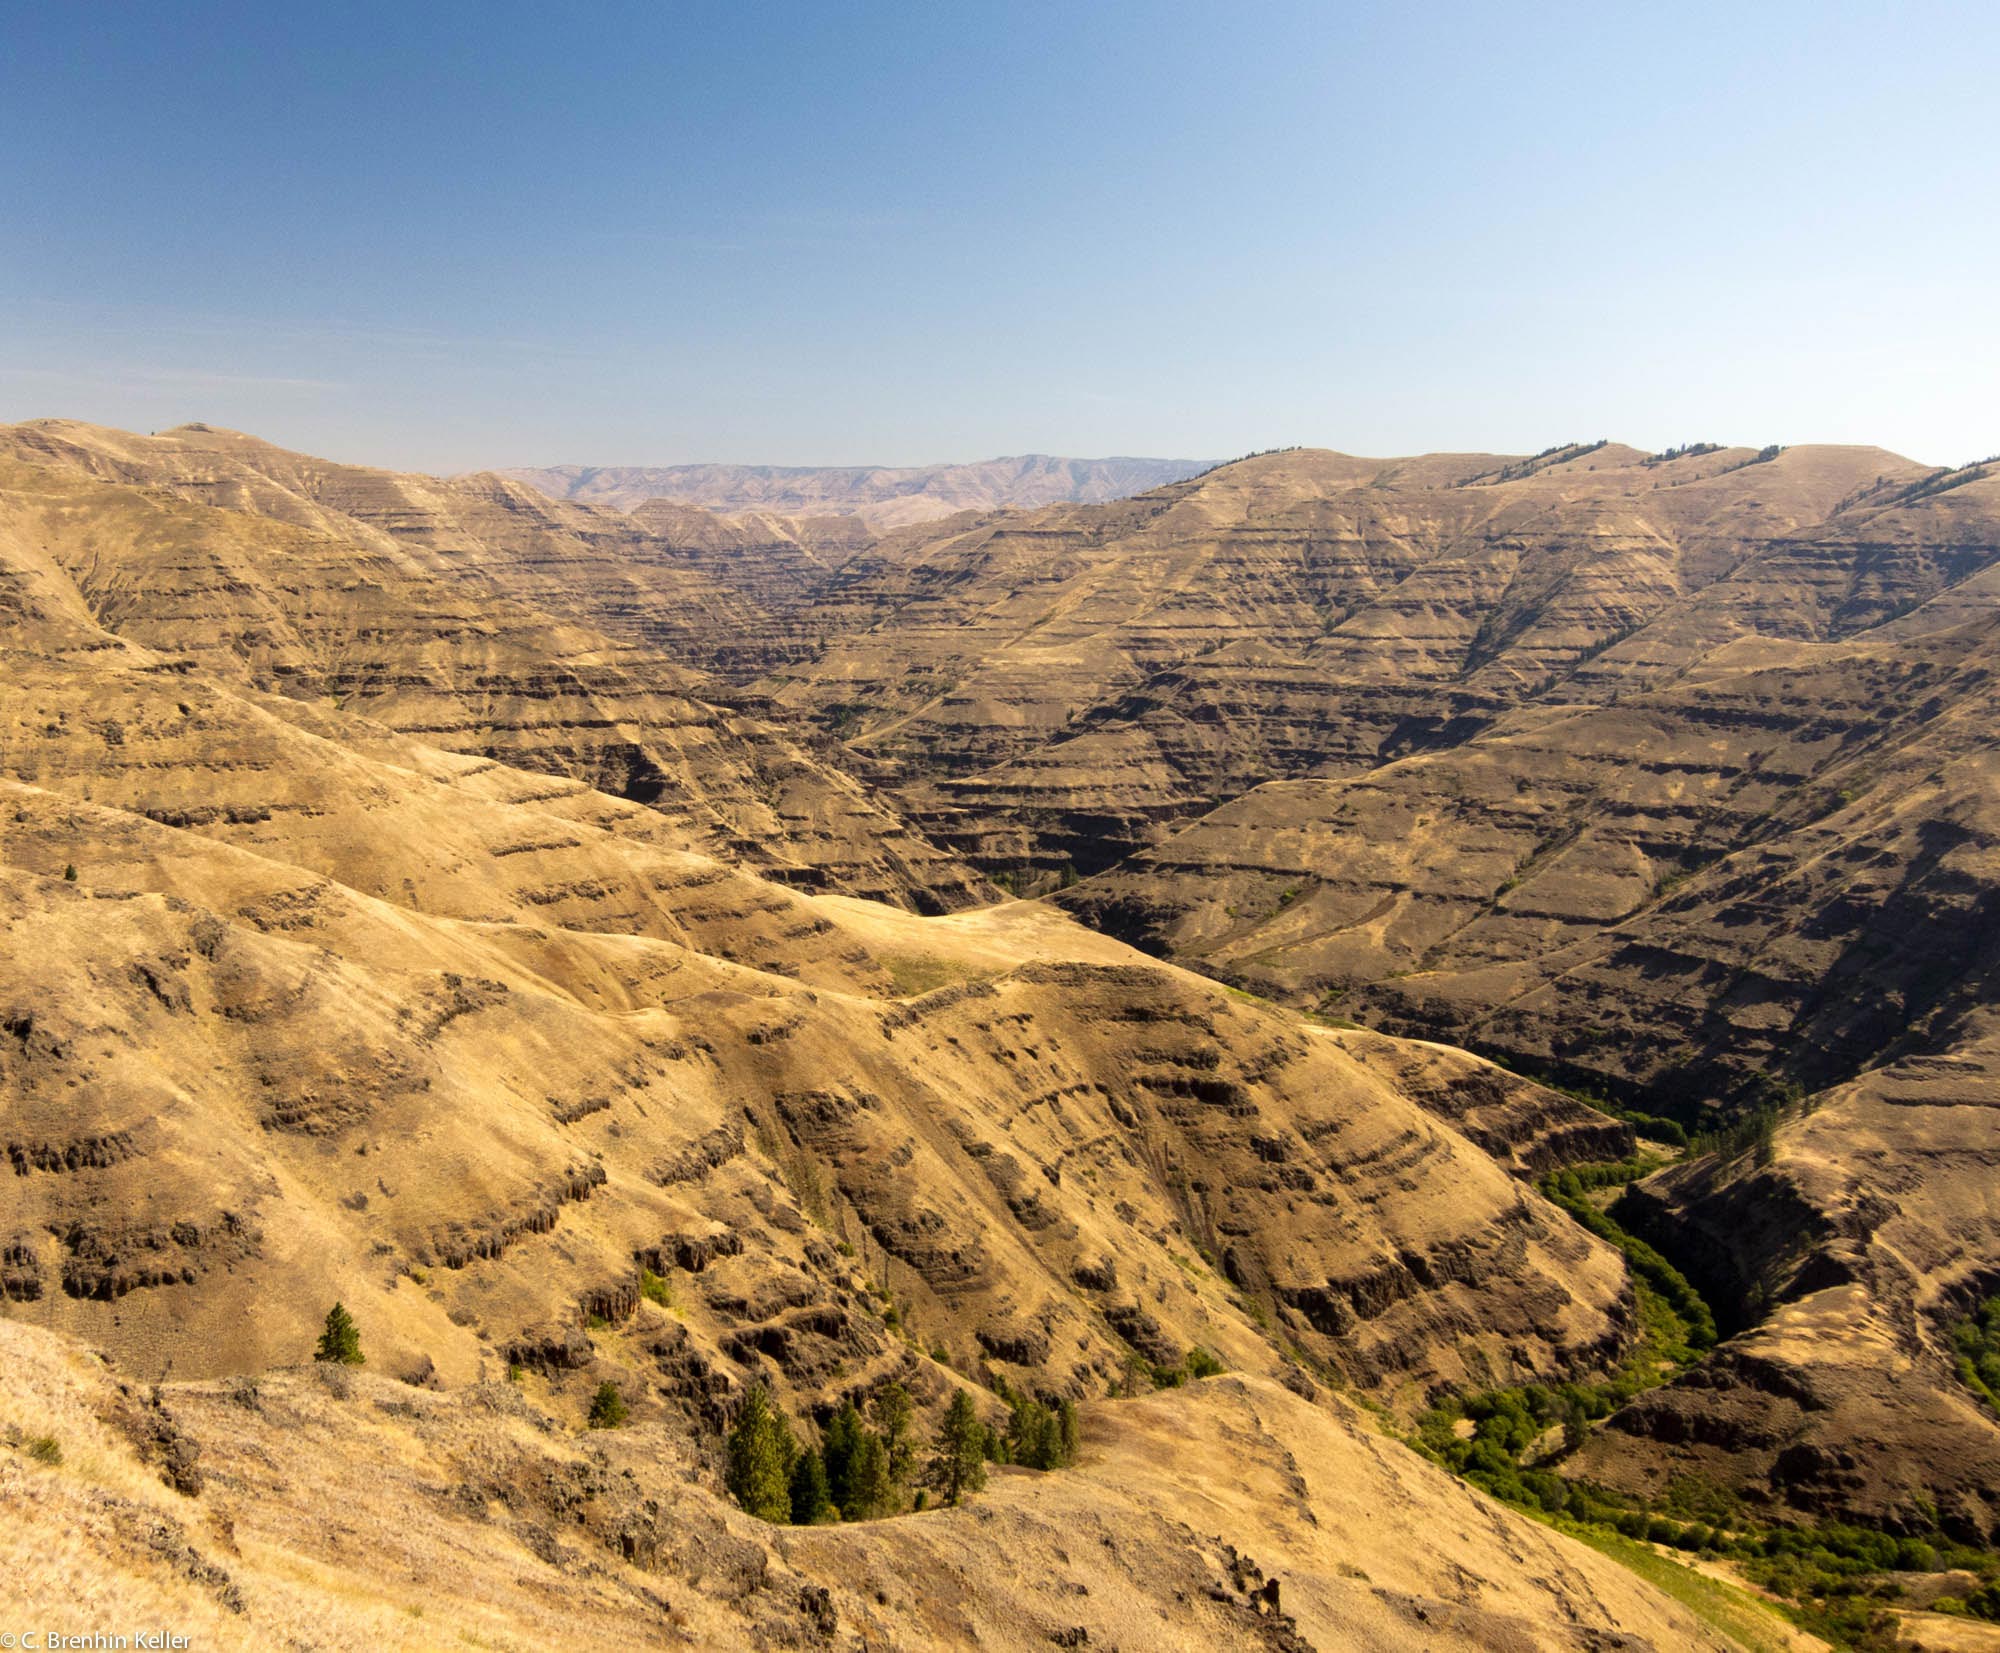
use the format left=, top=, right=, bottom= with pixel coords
left=1540, top=1179, right=1717, bottom=1349
left=1965, top=1580, right=2000, bottom=1621
left=587, top=1381, right=628, bottom=1429
left=1895, top=1537, right=1938, bottom=1572
left=1953, top=1295, right=2000, bottom=1417
left=1185, top=1346, right=1226, bottom=1380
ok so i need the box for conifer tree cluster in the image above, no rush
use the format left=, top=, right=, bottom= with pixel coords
left=726, top=1380, right=926, bottom=1524
left=788, top=1440, right=831, bottom=1524
left=821, top=1399, right=892, bottom=1518
left=1004, top=1390, right=1080, bottom=1470
left=980, top=1379, right=1080, bottom=1471
left=871, top=1381, right=916, bottom=1482
left=725, top=1376, right=1083, bottom=1523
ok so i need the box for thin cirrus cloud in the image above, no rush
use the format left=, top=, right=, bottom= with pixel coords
left=2, top=364, right=349, bottom=396
left=8, top=298, right=611, bottom=368
left=2, top=4, right=1993, bottom=469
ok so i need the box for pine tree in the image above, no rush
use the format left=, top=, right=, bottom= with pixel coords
left=63, top=864, right=77, bottom=883
left=588, top=1381, right=628, bottom=1429
left=1057, top=1396, right=1080, bottom=1463
left=821, top=1400, right=864, bottom=1515
left=821, top=1398, right=896, bottom=1519
left=1008, top=1395, right=1064, bottom=1469
left=789, top=1445, right=831, bottom=1524
left=846, top=1426, right=890, bottom=1518
left=725, top=1384, right=797, bottom=1523
left=872, top=1381, right=915, bottom=1482
left=930, top=1389, right=987, bottom=1506
left=314, top=1301, right=364, bottom=1366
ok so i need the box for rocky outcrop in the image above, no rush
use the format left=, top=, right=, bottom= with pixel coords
left=1328, top=1030, right=1636, bottom=1176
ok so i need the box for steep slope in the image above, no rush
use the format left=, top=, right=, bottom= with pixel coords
left=0, top=1319, right=1755, bottom=1652
left=0, top=432, right=988, bottom=911
left=1036, top=464, right=2000, bottom=1542
left=624, top=496, right=873, bottom=670
left=0, top=511, right=1640, bottom=1416
left=1572, top=1017, right=2000, bottom=1540
left=0, top=418, right=771, bottom=668
left=764, top=441, right=1932, bottom=880
left=0, top=783, right=1628, bottom=1407
left=710, top=439, right=2000, bottom=1542
left=0, top=452, right=1754, bottom=1641
left=1067, top=539, right=2000, bottom=1114
left=509, top=453, right=1214, bottom=527
left=12, top=418, right=1999, bottom=1614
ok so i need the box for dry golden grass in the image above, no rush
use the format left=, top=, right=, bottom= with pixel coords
left=0, top=1319, right=1756, bottom=1652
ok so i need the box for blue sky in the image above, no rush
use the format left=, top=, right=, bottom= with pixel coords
left=3, top=1, right=1994, bottom=471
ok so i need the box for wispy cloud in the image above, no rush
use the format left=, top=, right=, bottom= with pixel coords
left=9, top=297, right=609, bottom=367
left=0, top=364, right=347, bottom=394
left=601, top=206, right=916, bottom=256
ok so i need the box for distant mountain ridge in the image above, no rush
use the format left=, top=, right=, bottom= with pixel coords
left=501, top=452, right=1215, bottom=527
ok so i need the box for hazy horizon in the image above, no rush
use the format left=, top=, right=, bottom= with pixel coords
left=0, top=418, right=1974, bottom=483
left=5, top=1, right=1996, bottom=473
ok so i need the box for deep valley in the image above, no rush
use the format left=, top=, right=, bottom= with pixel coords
left=5, top=421, right=2000, bottom=1651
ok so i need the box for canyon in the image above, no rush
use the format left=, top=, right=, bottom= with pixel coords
left=6, top=419, right=2000, bottom=1650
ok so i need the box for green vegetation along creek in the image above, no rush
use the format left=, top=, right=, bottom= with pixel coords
left=1410, top=1147, right=2000, bottom=1649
